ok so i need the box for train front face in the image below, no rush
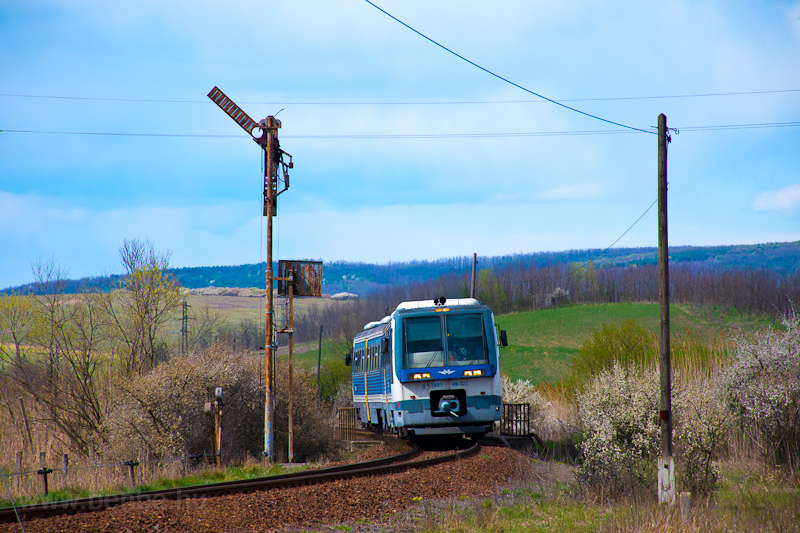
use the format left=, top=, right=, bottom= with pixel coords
left=391, top=298, right=502, bottom=438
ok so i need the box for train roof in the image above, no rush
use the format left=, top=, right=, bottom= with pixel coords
left=354, top=321, right=389, bottom=341
left=395, top=298, right=481, bottom=311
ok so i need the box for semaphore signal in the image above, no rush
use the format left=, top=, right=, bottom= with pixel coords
left=207, top=86, right=293, bottom=462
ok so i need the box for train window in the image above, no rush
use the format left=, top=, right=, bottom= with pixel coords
left=445, top=314, right=489, bottom=366
left=403, top=316, right=444, bottom=368
left=357, top=347, right=364, bottom=372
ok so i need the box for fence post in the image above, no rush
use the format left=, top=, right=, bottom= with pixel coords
left=124, top=460, right=139, bottom=488
left=62, top=454, right=69, bottom=477
left=15, top=451, right=22, bottom=490
left=37, top=453, right=53, bottom=496
left=19, top=398, right=33, bottom=452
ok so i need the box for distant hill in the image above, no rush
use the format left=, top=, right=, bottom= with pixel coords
left=3, top=241, right=799, bottom=296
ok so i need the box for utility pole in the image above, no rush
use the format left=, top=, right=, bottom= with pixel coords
left=207, top=87, right=292, bottom=462
left=470, top=253, right=478, bottom=298
left=181, top=299, right=189, bottom=355
left=657, top=113, right=675, bottom=505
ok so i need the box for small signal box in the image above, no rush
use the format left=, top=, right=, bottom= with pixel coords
left=277, top=260, right=323, bottom=297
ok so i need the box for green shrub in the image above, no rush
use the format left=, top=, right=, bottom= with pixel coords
left=569, top=320, right=657, bottom=392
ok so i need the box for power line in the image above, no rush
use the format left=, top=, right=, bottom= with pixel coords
left=0, top=129, right=244, bottom=138
left=362, top=0, right=654, bottom=134
left=2, top=88, right=799, bottom=105
left=497, top=198, right=659, bottom=287
left=580, top=199, right=659, bottom=270
left=2, top=122, right=799, bottom=139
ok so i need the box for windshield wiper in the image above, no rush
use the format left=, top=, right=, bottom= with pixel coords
left=425, top=351, right=443, bottom=368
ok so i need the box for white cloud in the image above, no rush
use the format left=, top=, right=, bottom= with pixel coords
left=751, top=184, right=800, bottom=214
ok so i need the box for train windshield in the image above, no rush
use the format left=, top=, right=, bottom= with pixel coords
left=402, top=313, right=489, bottom=369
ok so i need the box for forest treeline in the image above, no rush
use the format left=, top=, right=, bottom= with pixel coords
left=289, top=261, right=800, bottom=349
left=3, top=241, right=799, bottom=296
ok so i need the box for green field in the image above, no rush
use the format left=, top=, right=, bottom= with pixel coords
left=285, top=302, right=776, bottom=386
left=185, top=296, right=777, bottom=386
left=497, top=302, right=774, bottom=384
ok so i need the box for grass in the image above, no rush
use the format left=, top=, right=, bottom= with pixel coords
left=284, top=301, right=777, bottom=388
left=0, top=459, right=305, bottom=508
left=413, top=461, right=800, bottom=533
left=185, top=293, right=333, bottom=326
left=496, top=302, right=775, bottom=383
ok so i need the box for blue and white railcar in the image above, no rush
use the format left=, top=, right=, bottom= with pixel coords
left=351, top=298, right=504, bottom=438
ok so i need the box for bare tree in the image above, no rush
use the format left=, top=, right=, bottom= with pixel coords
left=106, top=239, right=183, bottom=374
left=0, top=259, right=111, bottom=455
left=0, top=291, right=35, bottom=362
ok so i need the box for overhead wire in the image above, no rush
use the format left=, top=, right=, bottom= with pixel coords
left=496, top=197, right=659, bottom=289
left=579, top=199, right=659, bottom=270
left=1, top=88, right=799, bottom=105
left=362, top=0, right=654, bottom=134
left=2, top=122, right=799, bottom=139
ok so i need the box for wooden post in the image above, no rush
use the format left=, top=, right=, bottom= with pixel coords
left=62, top=453, right=69, bottom=476
left=214, top=387, right=223, bottom=468
left=657, top=113, right=675, bottom=505
left=470, top=253, right=478, bottom=298
left=124, top=460, right=139, bottom=488
left=15, top=451, right=22, bottom=490
left=19, top=398, right=33, bottom=451
left=37, top=453, right=52, bottom=496
left=317, top=324, right=323, bottom=401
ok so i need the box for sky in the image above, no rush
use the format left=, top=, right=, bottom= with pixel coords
left=1, top=0, right=799, bottom=290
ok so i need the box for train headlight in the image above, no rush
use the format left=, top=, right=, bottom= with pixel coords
left=412, top=373, right=432, bottom=379
left=463, top=370, right=482, bottom=377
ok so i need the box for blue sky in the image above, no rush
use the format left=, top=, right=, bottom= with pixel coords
left=1, top=0, right=799, bottom=289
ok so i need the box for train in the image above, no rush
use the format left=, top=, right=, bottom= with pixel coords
left=349, top=297, right=507, bottom=439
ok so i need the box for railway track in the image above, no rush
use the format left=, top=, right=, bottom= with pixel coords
left=0, top=441, right=480, bottom=525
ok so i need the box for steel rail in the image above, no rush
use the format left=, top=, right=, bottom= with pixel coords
left=0, top=442, right=479, bottom=524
